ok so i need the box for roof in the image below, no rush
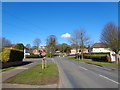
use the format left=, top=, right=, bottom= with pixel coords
left=91, top=43, right=108, bottom=48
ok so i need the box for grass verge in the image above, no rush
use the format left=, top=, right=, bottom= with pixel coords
left=69, top=58, right=119, bottom=67
left=3, top=64, right=59, bottom=85
left=87, top=62, right=119, bottom=67
left=0, top=66, right=20, bottom=72
left=69, top=58, right=92, bottom=62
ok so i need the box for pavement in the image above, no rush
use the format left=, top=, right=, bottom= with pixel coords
left=2, top=58, right=57, bottom=88
left=53, top=56, right=119, bottom=88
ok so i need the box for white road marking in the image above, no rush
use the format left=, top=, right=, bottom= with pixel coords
left=70, top=62, right=88, bottom=70
left=98, top=74, right=119, bottom=84
left=79, top=66, right=88, bottom=70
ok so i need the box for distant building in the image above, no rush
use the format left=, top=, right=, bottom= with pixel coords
left=70, top=48, right=88, bottom=55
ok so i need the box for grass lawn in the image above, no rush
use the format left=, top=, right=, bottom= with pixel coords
left=3, top=64, right=59, bottom=85
left=69, top=58, right=119, bottom=67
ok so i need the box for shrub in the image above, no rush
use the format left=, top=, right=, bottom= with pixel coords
left=75, top=52, right=110, bottom=62
left=1, top=48, right=11, bottom=62
left=1, top=48, right=24, bottom=62
left=25, top=55, right=40, bottom=58
left=14, top=43, right=24, bottom=51
left=46, top=53, right=54, bottom=57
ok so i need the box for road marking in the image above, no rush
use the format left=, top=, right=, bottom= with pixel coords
left=70, top=62, right=88, bottom=70
left=98, top=74, right=119, bottom=84
left=79, top=66, right=88, bottom=70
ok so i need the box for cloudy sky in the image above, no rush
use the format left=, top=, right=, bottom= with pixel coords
left=2, top=2, right=118, bottom=46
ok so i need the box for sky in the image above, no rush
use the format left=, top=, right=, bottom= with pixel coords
left=2, top=2, right=118, bottom=46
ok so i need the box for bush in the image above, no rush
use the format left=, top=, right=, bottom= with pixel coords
left=25, top=55, right=40, bottom=58
left=1, top=48, right=24, bottom=62
left=84, top=52, right=110, bottom=56
left=75, top=52, right=110, bottom=62
left=46, top=53, right=54, bottom=57
left=14, top=43, right=24, bottom=51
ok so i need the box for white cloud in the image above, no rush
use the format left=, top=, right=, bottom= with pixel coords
left=61, top=33, right=71, bottom=38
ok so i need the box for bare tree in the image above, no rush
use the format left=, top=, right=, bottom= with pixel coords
left=1, top=37, right=11, bottom=47
left=70, top=29, right=90, bottom=60
left=100, top=22, right=120, bottom=63
left=33, top=38, right=41, bottom=49
left=46, top=35, right=57, bottom=53
left=26, top=44, right=31, bottom=49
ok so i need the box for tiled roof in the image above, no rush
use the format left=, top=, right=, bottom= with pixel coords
left=91, top=43, right=108, bottom=48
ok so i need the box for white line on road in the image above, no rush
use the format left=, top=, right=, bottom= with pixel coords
left=79, top=66, right=88, bottom=70
left=70, top=62, right=88, bottom=70
left=98, top=74, right=119, bottom=84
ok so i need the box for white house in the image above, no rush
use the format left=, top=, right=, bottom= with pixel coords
left=90, top=43, right=116, bottom=62
left=89, top=43, right=114, bottom=53
left=24, top=47, right=30, bottom=58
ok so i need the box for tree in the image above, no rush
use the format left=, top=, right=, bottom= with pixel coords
left=70, top=29, right=90, bottom=60
left=1, top=37, right=11, bottom=47
left=100, top=22, right=120, bottom=63
left=46, top=35, right=57, bottom=53
left=56, top=43, right=71, bottom=53
left=26, top=44, right=31, bottom=49
left=33, top=38, right=41, bottom=49
left=71, top=44, right=79, bottom=49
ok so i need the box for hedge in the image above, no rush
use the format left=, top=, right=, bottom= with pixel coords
left=1, top=48, right=24, bottom=62
left=25, top=55, right=40, bottom=58
left=83, top=52, right=110, bottom=56
left=75, top=52, right=110, bottom=62
left=14, top=43, right=24, bottom=51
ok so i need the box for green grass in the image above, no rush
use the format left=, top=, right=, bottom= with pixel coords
left=0, top=66, right=20, bottom=72
left=88, top=62, right=119, bottom=67
left=69, top=58, right=92, bottom=62
left=3, top=64, right=59, bottom=85
left=69, top=58, right=119, bottom=67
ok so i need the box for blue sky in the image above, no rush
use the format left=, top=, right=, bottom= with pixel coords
left=2, top=2, right=118, bottom=46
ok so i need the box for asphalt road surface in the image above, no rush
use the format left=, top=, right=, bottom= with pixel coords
left=52, top=57, right=119, bottom=88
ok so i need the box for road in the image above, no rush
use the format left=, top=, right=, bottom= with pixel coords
left=52, top=56, right=119, bottom=88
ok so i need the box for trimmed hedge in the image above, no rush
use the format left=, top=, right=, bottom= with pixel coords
left=75, top=52, right=110, bottom=62
left=83, top=52, right=110, bottom=56
left=1, top=48, right=24, bottom=62
left=25, top=55, right=40, bottom=58
left=14, top=43, right=24, bottom=51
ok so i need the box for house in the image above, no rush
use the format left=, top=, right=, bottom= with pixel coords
left=89, top=43, right=116, bottom=62
left=32, top=49, right=46, bottom=56
left=24, top=47, right=30, bottom=58
left=32, top=49, right=40, bottom=55
left=70, top=48, right=77, bottom=55
left=70, top=48, right=88, bottom=55
left=89, top=43, right=113, bottom=53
